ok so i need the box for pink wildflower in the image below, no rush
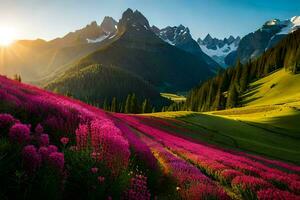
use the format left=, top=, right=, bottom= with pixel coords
left=122, top=174, right=150, bottom=200
left=91, top=167, right=98, bottom=174
left=75, top=124, right=89, bottom=150
left=257, top=188, right=300, bottom=200
left=60, top=137, right=69, bottom=145
left=232, top=175, right=272, bottom=198
left=97, top=176, right=105, bottom=184
left=220, top=169, right=244, bottom=184
left=48, top=145, right=58, bottom=153
left=39, top=134, right=49, bottom=146
left=22, top=145, right=41, bottom=172
left=48, top=152, right=64, bottom=171
left=38, top=146, right=49, bottom=161
left=9, top=123, right=30, bottom=144
left=0, top=114, right=17, bottom=132
left=35, top=123, right=44, bottom=135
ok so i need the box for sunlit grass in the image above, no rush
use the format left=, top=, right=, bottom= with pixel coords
left=160, top=93, right=186, bottom=102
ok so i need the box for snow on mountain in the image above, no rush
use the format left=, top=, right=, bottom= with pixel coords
left=86, top=17, right=118, bottom=44
left=197, top=35, right=240, bottom=67
left=157, top=25, right=191, bottom=46
left=276, top=16, right=300, bottom=35
left=153, top=25, right=221, bottom=72
left=87, top=33, right=110, bottom=43
left=225, top=16, right=300, bottom=66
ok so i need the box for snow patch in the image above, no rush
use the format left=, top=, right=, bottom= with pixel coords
left=87, top=34, right=109, bottom=43
left=276, top=16, right=300, bottom=35
left=199, top=43, right=238, bottom=57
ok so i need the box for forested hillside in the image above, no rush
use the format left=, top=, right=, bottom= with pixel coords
left=184, top=29, right=300, bottom=112
left=75, top=9, right=214, bottom=92
left=46, top=64, right=169, bottom=113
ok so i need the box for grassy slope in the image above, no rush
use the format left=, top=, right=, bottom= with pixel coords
left=144, top=69, right=300, bottom=164
left=160, top=93, right=186, bottom=102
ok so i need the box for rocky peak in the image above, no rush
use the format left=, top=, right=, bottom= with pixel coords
left=118, top=8, right=150, bottom=31
left=151, top=25, right=160, bottom=34
left=157, top=25, right=192, bottom=45
left=203, top=34, right=213, bottom=43
left=100, top=16, right=117, bottom=33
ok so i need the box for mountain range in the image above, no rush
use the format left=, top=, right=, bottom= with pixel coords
left=153, top=25, right=221, bottom=72
left=45, top=9, right=218, bottom=109
left=0, top=8, right=299, bottom=111
left=226, top=16, right=300, bottom=65
left=197, top=34, right=240, bottom=67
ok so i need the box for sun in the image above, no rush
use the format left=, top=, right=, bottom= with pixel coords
left=0, top=26, right=16, bottom=46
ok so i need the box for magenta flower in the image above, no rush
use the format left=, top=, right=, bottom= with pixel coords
left=60, top=137, right=69, bottom=145
left=9, top=123, right=30, bottom=144
left=91, top=167, right=98, bottom=174
left=97, top=176, right=105, bottom=184
left=0, top=113, right=17, bottom=133
left=48, top=145, right=58, bottom=153
left=232, top=175, right=272, bottom=194
left=122, top=174, right=150, bottom=200
left=22, top=145, right=41, bottom=172
left=48, top=152, right=64, bottom=171
left=38, top=146, right=49, bottom=161
left=220, top=169, right=244, bottom=184
left=39, top=134, right=49, bottom=146
left=75, top=124, right=89, bottom=150
left=35, top=123, right=44, bottom=135
left=257, top=188, right=300, bottom=200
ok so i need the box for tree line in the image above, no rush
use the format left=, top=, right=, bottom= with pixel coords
left=167, top=29, right=300, bottom=112
left=100, top=93, right=155, bottom=114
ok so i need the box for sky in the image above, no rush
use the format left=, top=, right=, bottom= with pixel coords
left=0, top=0, right=299, bottom=41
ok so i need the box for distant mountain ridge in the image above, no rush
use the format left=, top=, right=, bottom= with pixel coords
left=71, top=8, right=215, bottom=92
left=153, top=25, right=221, bottom=72
left=49, top=16, right=118, bottom=46
left=226, top=16, right=300, bottom=66
left=47, top=8, right=221, bottom=110
left=197, top=34, right=240, bottom=67
left=0, top=16, right=119, bottom=83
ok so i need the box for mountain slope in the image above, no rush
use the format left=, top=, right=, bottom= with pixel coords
left=185, top=29, right=300, bottom=112
left=226, top=16, right=300, bottom=65
left=154, top=25, right=221, bottom=72
left=0, top=17, right=118, bottom=83
left=74, top=9, right=214, bottom=92
left=242, top=68, right=300, bottom=107
left=46, top=64, right=168, bottom=108
left=197, top=34, right=240, bottom=67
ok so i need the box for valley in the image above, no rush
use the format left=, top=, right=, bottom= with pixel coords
left=0, top=4, right=299, bottom=200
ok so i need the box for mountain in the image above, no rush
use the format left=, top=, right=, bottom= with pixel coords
left=226, top=16, right=300, bottom=66
left=197, top=34, right=240, bottom=67
left=154, top=25, right=221, bottom=72
left=46, top=64, right=169, bottom=109
left=49, top=17, right=117, bottom=47
left=68, top=9, right=215, bottom=92
left=185, top=29, right=300, bottom=112
left=0, top=17, right=118, bottom=83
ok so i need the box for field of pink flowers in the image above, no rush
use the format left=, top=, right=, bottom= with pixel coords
left=0, top=75, right=300, bottom=200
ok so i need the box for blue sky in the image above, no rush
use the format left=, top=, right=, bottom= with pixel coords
left=0, top=0, right=299, bottom=40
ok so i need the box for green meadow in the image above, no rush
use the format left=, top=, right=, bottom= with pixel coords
left=145, top=69, right=300, bottom=164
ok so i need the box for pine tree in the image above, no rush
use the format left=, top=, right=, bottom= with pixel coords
left=130, top=93, right=138, bottom=113
left=226, top=84, right=238, bottom=109
left=152, top=107, right=155, bottom=113
left=240, top=65, right=249, bottom=92
left=111, top=97, right=117, bottom=112
left=212, top=88, right=221, bottom=110
left=125, top=94, right=131, bottom=113
left=103, top=98, right=108, bottom=110
left=142, top=99, right=151, bottom=113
